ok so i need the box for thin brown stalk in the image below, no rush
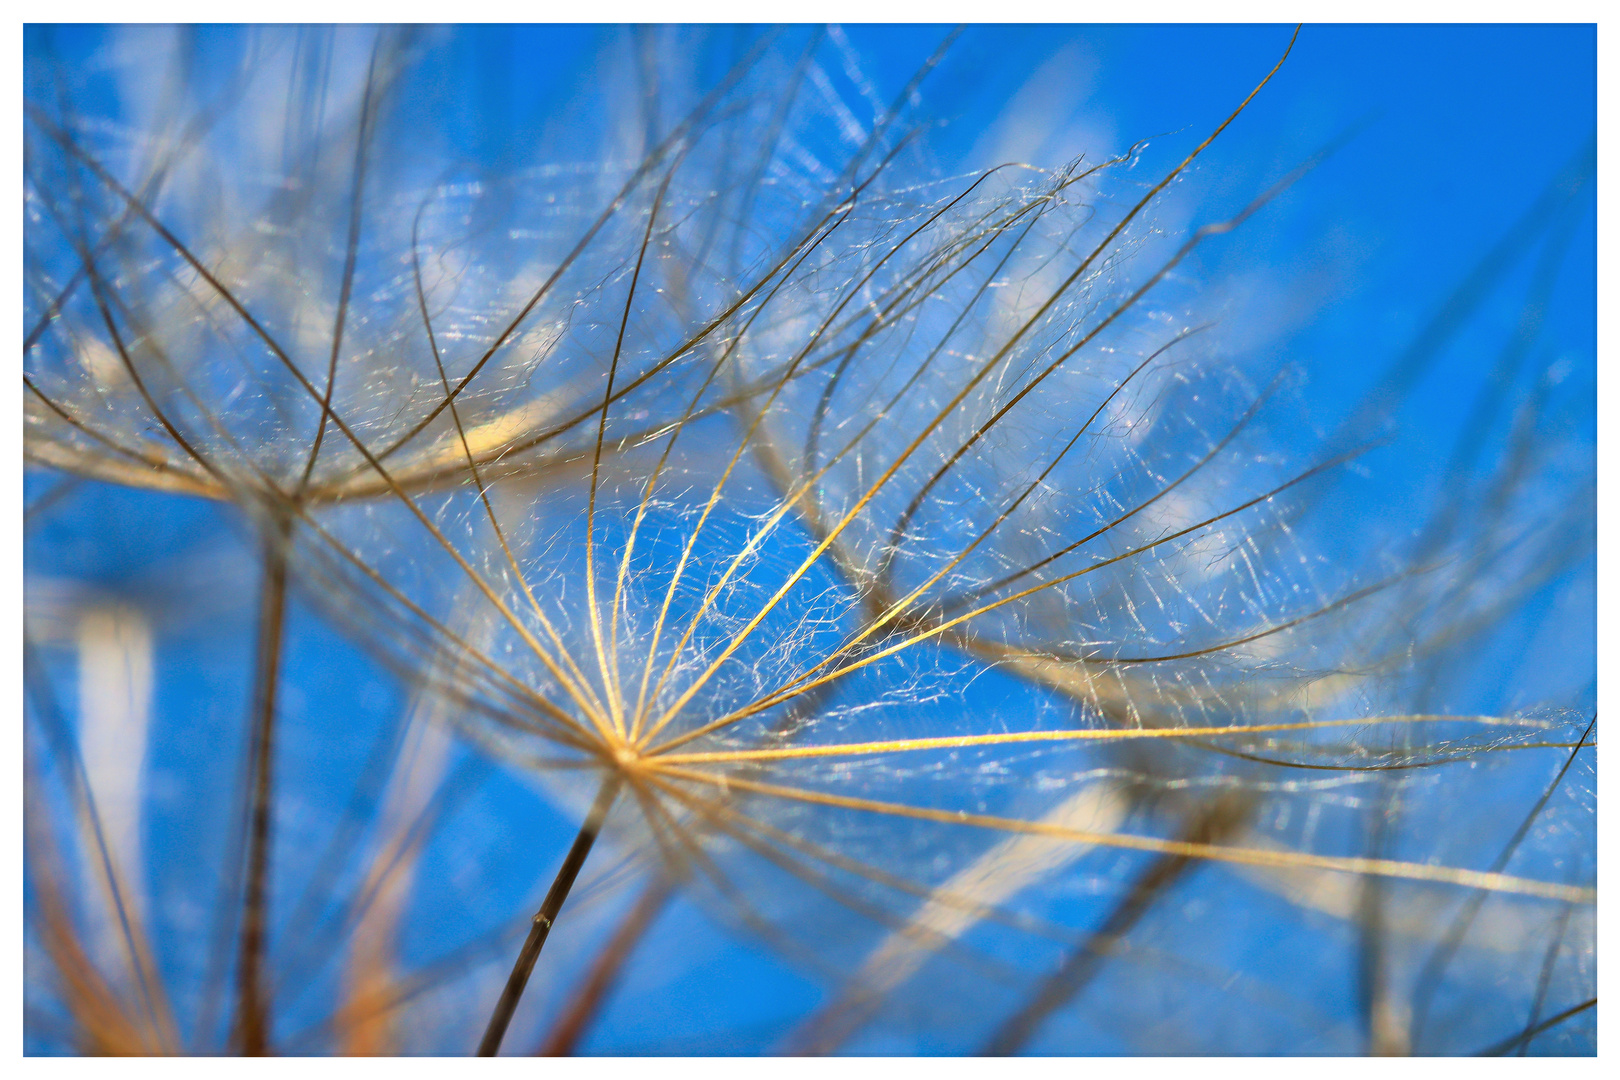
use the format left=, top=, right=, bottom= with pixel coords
left=536, top=875, right=675, bottom=1056
left=232, top=511, right=292, bottom=1056
left=476, top=778, right=621, bottom=1056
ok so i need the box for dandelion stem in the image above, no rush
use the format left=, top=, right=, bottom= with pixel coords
left=536, top=874, right=674, bottom=1055
left=477, top=777, right=620, bottom=1056
left=233, top=510, right=292, bottom=1055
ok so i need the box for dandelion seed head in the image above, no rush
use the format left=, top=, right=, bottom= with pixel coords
left=24, top=24, right=1596, bottom=1057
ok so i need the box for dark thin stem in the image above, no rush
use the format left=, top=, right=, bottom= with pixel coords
left=537, top=873, right=674, bottom=1055
left=477, top=778, right=621, bottom=1057
left=232, top=511, right=293, bottom=1055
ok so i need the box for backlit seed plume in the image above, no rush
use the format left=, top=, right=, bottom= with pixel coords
left=25, top=24, right=1595, bottom=1056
